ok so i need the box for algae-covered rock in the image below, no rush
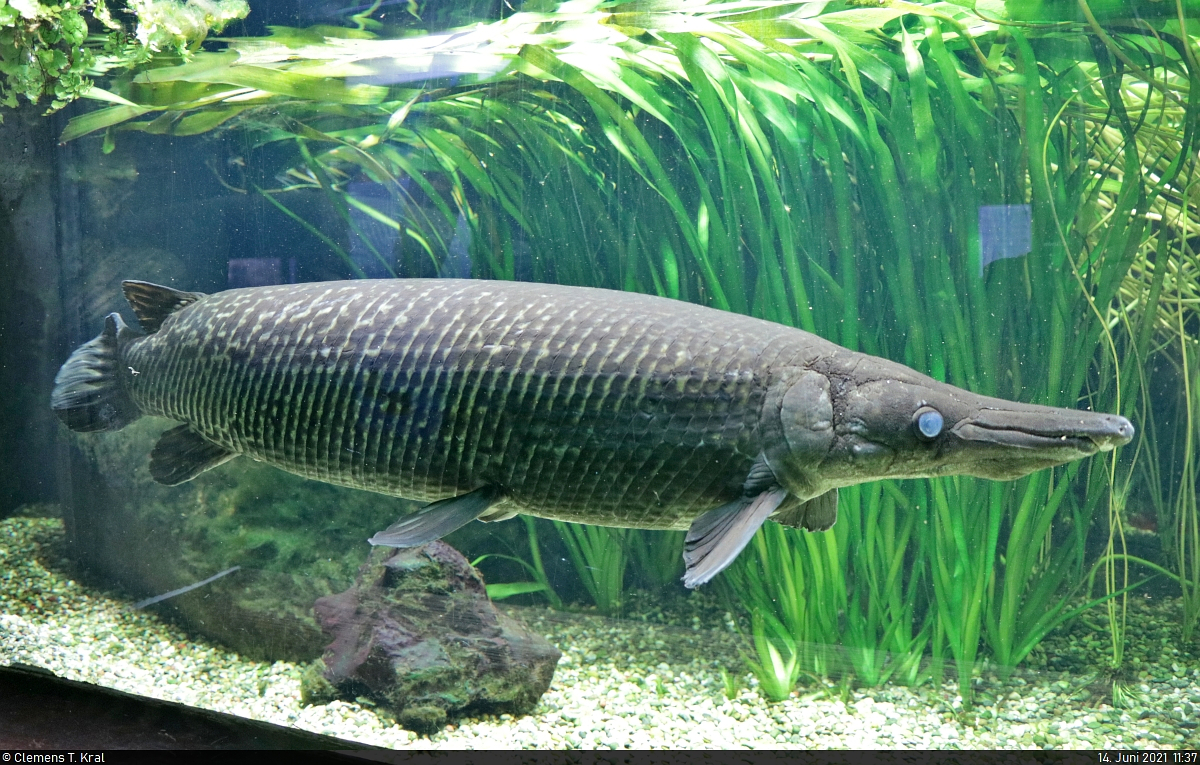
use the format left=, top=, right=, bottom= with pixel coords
left=304, top=541, right=561, bottom=734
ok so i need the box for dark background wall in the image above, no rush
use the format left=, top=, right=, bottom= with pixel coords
left=0, top=105, right=68, bottom=516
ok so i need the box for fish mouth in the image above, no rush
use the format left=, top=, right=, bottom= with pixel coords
left=951, top=410, right=1134, bottom=455
left=942, top=409, right=1133, bottom=481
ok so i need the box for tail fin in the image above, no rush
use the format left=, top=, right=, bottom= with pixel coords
left=51, top=313, right=142, bottom=432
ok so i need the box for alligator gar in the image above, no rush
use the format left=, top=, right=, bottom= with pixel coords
left=51, top=279, right=1134, bottom=587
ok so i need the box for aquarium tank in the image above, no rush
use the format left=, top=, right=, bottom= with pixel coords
left=1, top=0, right=1198, bottom=750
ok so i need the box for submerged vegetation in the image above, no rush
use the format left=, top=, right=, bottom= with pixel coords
left=47, top=0, right=1200, bottom=703
left=0, top=0, right=248, bottom=113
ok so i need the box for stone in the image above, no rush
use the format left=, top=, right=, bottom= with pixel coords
left=303, top=541, right=562, bottom=734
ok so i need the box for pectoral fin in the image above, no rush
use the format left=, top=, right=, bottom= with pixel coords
left=771, top=489, right=838, bottom=532
left=369, top=485, right=505, bottom=548
left=149, top=424, right=237, bottom=485
left=682, top=487, right=788, bottom=588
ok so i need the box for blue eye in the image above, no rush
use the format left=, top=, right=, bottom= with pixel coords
left=915, top=408, right=943, bottom=440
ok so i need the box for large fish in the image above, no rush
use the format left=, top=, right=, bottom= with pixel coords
left=51, top=279, right=1133, bottom=587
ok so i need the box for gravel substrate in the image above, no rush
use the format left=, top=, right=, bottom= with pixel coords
left=2, top=514, right=1199, bottom=749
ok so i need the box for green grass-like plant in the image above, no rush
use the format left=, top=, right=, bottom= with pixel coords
left=628, top=529, right=685, bottom=590
left=471, top=516, right=564, bottom=608
left=555, top=521, right=628, bottom=614
left=718, top=519, right=842, bottom=693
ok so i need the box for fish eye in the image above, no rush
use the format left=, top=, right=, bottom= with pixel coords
left=914, top=407, right=944, bottom=440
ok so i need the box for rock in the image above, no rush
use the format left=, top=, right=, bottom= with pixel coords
left=303, top=541, right=561, bottom=733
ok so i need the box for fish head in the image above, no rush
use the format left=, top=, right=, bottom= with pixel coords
left=777, top=361, right=1133, bottom=490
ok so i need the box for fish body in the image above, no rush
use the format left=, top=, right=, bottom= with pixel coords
left=52, top=279, right=1134, bottom=586
left=134, top=279, right=800, bottom=529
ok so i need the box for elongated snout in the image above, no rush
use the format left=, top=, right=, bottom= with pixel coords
left=806, top=369, right=1138, bottom=486
left=936, top=401, right=1134, bottom=481
left=951, top=407, right=1134, bottom=454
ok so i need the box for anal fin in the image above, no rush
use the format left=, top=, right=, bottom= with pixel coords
left=369, top=485, right=505, bottom=548
left=771, top=488, right=839, bottom=532
left=682, top=488, right=788, bottom=589
left=149, top=424, right=237, bottom=485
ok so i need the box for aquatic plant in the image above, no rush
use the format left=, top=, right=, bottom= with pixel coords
left=723, top=486, right=929, bottom=694
left=53, top=0, right=1198, bottom=702
left=628, top=529, right=685, bottom=590
left=746, top=610, right=803, bottom=702
left=480, top=524, right=678, bottom=608
left=1052, top=25, right=1200, bottom=672
left=122, top=0, right=248, bottom=53
left=718, top=518, right=843, bottom=686
left=470, top=516, right=565, bottom=608
left=472, top=519, right=677, bottom=613
left=0, top=0, right=248, bottom=114
left=838, top=483, right=929, bottom=688
left=1111, top=121, right=1200, bottom=643
left=1127, top=288, right=1200, bottom=641
left=1, top=0, right=93, bottom=111
left=554, top=521, right=628, bottom=615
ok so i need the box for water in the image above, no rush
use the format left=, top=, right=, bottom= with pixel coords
left=1, top=0, right=1197, bottom=749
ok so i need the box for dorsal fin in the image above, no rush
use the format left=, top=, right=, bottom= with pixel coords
left=121, top=281, right=206, bottom=333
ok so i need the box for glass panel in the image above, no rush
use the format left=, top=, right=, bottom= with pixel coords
left=0, top=0, right=1195, bottom=750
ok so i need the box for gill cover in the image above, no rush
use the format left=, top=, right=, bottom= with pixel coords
left=781, top=370, right=835, bottom=460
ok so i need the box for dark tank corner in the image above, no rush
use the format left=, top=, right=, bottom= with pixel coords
left=0, top=103, right=68, bottom=522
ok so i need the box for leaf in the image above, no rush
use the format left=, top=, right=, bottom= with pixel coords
left=819, top=8, right=910, bottom=30
left=134, top=52, right=388, bottom=105
left=81, top=86, right=139, bottom=106
left=385, top=92, right=423, bottom=133
left=60, top=104, right=155, bottom=142
left=190, top=65, right=389, bottom=105
left=172, top=105, right=254, bottom=135
left=485, top=581, right=549, bottom=600
left=134, top=53, right=241, bottom=84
